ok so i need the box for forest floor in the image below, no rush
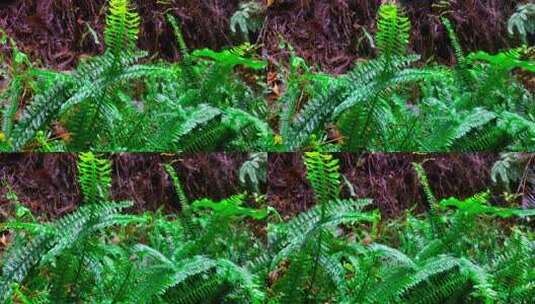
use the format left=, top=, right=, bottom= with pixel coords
left=268, top=153, right=501, bottom=217
left=0, top=0, right=523, bottom=71
left=0, top=153, right=505, bottom=219
left=0, top=153, right=251, bottom=218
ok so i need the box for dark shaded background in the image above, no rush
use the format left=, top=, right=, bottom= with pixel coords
left=1, top=153, right=532, bottom=221
left=0, top=0, right=523, bottom=72
left=268, top=153, right=501, bottom=217
left=0, top=153, right=253, bottom=219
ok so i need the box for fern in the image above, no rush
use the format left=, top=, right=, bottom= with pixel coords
left=193, top=195, right=268, bottom=220
left=164, top=163, right=189, bottom=208
left=468, top=47, right=535, bottom=73
left=104, top=0, right=140, bottom=57
left=1, top=157, right=267, bottom=303
left=0, top=201, right=133, bottom=303
left=77, top=152, right=112, bottom=204
left=239, top=152, right=267, bottom=193
left=2, top=154, right=535, bottom=303
left=442, top=17, right=469, bottom=73
left=4, top=0, right=268, bottom=152
left=166, top=14, right=189, bottom=59
left=9, top=50, right=148, bottom=151
left=9, top=72, right=76, bottom=151
left=0, top=31, right=33, bottom=141
left=230, top=1, right=265, bottom=41
left=166, top=14, right=195, bottom=84
left=508, top=3, right=535, bottom=44
left=275, top=7, right=535, bottom=152
left=268, top=153, right=380, bottom=302
left=3, top=0, right=535, bottom=152
left=412, top=162, right=443, bottom=238
left=191, top=48, right=267, bottom=71
left=266, top=154, right=534, bottom=303
left=440, top=193, right=535, bottom=218
left=365, top=253, right=476, bottom=303
left=376, top=3, right=411, bottom=58
left=303, top=151, right=341, bottom=206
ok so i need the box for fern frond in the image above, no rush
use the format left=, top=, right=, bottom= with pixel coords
left=9, top=73, right=75, bottom=151
left=164, top=164, right=189, bottom=207
left=9, top=51, right=147, bottom=151
left=507, top=3, right=535, bottom=44
left=366, top=255, right=474, bottom=304
left=77, top=152, right=112, bottom=204
left=0, top=201, right=133, bottom=302
left=442, top=18, right=467, bottom=69
left=104, top=0, right=140, bottom=57
left=468, top=48, right=535, bottom=73
left=440, top=193, right=535, bottom=218
left=270, top=199, right=379, bottom=269
left=332, top=55, right=422, bottom=118
left=163, top=271, right=223, bottom=304
left=376, top=3, right=411, bottom=58
left=166, top=14, right=195, bottom=84
left=181, top=122, right=231, bottom=153
left=283, top=83, right=346, bottom=150
left=304, top=152, right=341, bottom=205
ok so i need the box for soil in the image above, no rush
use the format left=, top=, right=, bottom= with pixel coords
left=0, top=0, right=523, bottom=72
left=0, top=153, right=253, bottom=219
left=268, top=153, right=500, bottom=217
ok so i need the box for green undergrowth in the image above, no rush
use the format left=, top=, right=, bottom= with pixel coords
left=0, top=0, right=270, bottom=152
left=274, top=4, right=535, bottom=152
left=1, top=152, right=534, bottom=303
left=264, top=152, right=535, bottom=303
left=0, top=152, right=268, bottom=303
left=0, top=1, right=534, bottom=152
